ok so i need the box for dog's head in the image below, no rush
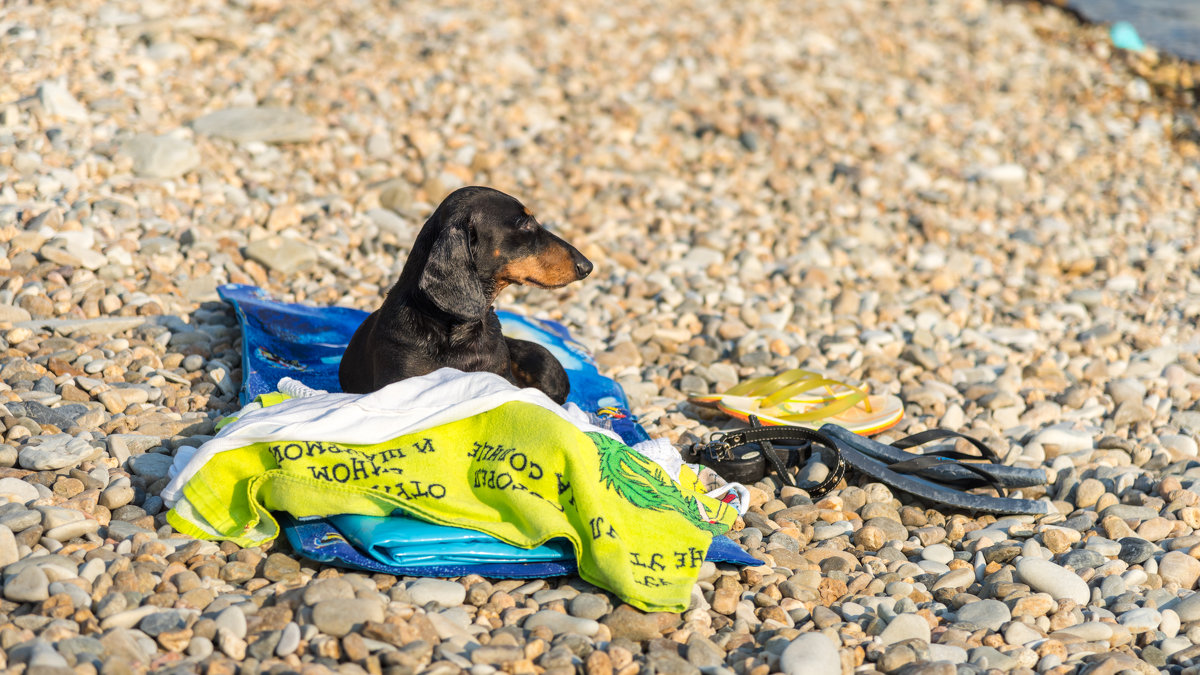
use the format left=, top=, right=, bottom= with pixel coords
left=407, top=186, right=592, bottom=320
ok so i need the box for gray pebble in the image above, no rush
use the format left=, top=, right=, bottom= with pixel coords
left=567, top=593, right=609, bottom=620
left=119, top=132, right=201, bottom=178
left=192, top=106, right=319, bottom=144
left=878, top=613, right=931, bottom=647
left=955, top=599, right=1011, bottom=631
left=1016, top=558, right=1090, bottom=604
left=780, top=632, right=841, bottom=675
left=17, top=433, right=97, bottom=470
left=407, top=578, right=467, bottom=607
left=310, top=598, right=384, bottom=637
left=523, top=609, right=599, bottom=636
left=276, top=622, right=301, bottom=657
left=4, top=565, right=50, bottom=602
left=214, top=606, right=247, bottom=639
left=140, top=609, right=191, bottom=637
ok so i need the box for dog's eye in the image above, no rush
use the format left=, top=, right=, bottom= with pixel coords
left=517, top=219, right=537, bottom=232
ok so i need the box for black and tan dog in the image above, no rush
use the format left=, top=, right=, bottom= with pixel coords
left=339, top=186, right=592, bottom=404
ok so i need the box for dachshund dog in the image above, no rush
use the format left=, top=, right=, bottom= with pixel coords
left=339, top=186, right=592, bottom=404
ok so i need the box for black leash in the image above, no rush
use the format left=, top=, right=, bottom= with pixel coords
left=688, top=419, right=846, bottom=497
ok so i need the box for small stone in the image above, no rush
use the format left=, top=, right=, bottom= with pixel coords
left=188, top=634, right=214, bottom=658
left=1118, top=537, right=1156, bottom=565
left=685, top=633, right=724, bottom=669
left=407, top=579, right=466, bottom=607
left=262, top=552, right=301, bottom=581
left=120, top=132, right=201, bottom=178
left=0, top=524, right=16, bottom=567
left=140, top=609, right=190, bottom=637
left=99, top=484, right=136, bottom=509
left=969, top=645, right=1016, bottom=670
left=1113, top=400, right=1154, bottom=427
left=955, top=599, right=1011, bottom=631
left=780, top=632, right=841, bottom=675
left=214, top=606, right=247, bottom=640
left=44, top=518, right=100, bottom=541
left=1118, top=607, right=1162, bottom=633
left=251, top=630, right=285, bottom=660
left=1, top=507, right=42, bottom=532
left=1074, top=479, right=1106, bottom=508
left=879, top=638, right=930, bottom=673
left=921, top=544, right=954, bottom=565
left=217, top=628, right=247, bottom=659
left=932, top=568, right=974, bottom=591
left=303, top=577, right=355, bottom=604
left=1173, top=593, right=1200, bottom=622
left=98, top=387, right=150, bottom=414
left=879, top=612, right=931, bottom=647
left=472, top=644, right=524, bottom=665
left=524, top=609, right=600, bottom=636
left=1162, top=434, right=1199, bottom=457
left=276, top=622, right=301, bottom=657
left=243, top=236, right=319, bottom=274
left=38, top=79, right=89, bottom=121
left=128, top=452, right=174, bottom=481
left=192, top=106, right=319, bottom=144
left=982, top=163, right=1026, bottom=184
left=601, top=605, right=661, bottom=641
left=1059, top=549, right=1107, bottom=570
left=568, top=593, right=609, bottom=620
left=853, top=524, right=886, bottom=551
left=4, top=564, right=50, bottom=602
left=1016, top=558, right=1090, bottom=604
left=1158, top=551, right=1200, bottom=589
left=310, top=598, right=384, bottom=637
left=17, top=434, right=98, bottom=470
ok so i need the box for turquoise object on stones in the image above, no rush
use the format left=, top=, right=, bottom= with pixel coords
left=1110, top=21, right=1146, bottom=52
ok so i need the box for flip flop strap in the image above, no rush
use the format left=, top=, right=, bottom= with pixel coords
left=885, top=455, right=1008, bottom=497
left=719, top=371, right=806, bottom=397
left=834, top=442, right=1049, bottom=516
left=819, top=423, right=1047, bottom=489
left=723, top=369, right=847, bottom=399
left=760, top=376, right=863, bottom=409
left=890, top=429, right=1002, bottom=463
left=747, top=390, right=867, bottom=422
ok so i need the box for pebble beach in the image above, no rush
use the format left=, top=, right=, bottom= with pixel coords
left=2, top=0, right=1200, bottom=673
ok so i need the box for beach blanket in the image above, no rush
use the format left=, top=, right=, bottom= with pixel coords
left=217, top=283, right=649, bottom=445
left=165, top=369, right=741, bottom=612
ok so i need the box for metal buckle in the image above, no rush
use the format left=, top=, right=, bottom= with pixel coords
left=699, top=431, right=741, bottom=462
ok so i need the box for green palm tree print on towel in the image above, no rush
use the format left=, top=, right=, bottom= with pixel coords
left=591, top=433, right=727, bottom=535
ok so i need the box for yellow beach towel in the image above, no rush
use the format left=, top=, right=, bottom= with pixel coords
left=167, top=400, right=737, bottom=612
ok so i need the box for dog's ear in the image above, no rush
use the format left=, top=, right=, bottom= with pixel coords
left=418, top=220, right=488, bottom=319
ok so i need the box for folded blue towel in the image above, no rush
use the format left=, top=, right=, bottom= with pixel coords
left=281, top=513, right=762, bottom=577
left=330, top=513, right=576, bottom=566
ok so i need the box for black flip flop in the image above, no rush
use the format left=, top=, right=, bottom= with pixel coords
left=687, top=423, right=1051, bottom=516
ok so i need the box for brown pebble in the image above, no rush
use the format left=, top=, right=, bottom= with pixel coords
left=342, top=632, right=370, bottom=662
left=586, top=649, right=613, bottom=675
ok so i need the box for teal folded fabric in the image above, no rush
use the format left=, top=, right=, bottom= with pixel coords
left=328, top=513, right=574, bottom=566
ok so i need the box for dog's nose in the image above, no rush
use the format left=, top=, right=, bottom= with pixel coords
left=574, top=254, right=593, bottom=279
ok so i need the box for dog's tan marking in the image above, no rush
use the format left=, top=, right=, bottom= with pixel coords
left=498, top=244, right=577, bottom=288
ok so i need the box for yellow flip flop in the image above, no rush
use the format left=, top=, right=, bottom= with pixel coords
left=688, top=369, right=863, bottom=407
left=687, top=369, right=904, bottom=436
